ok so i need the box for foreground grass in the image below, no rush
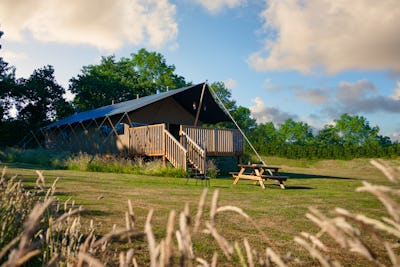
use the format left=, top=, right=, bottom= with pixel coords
left=2, top=157, right=399, bottom=266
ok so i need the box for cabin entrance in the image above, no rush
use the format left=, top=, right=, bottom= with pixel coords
left=167, top=124, right=181, bottom=140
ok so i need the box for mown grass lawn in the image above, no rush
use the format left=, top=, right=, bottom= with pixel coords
left=2, top=157, right=399, bottom=266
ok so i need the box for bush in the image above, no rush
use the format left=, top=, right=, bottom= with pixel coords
left=206, top=159, right=220, bottom=178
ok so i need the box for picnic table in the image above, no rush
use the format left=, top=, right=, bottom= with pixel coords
left=230, top=164, right=288, bottom=189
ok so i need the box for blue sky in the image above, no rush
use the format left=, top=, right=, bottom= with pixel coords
left=1, top=0, right=400, bottom=141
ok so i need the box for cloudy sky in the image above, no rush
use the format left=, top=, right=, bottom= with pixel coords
left=1, top=0, right=400, bottom=140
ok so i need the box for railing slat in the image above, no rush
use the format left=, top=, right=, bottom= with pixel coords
left=181, top=125, right=243, bottom=155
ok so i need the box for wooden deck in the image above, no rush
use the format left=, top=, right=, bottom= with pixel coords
left=128, top=124, right=243, bottom=174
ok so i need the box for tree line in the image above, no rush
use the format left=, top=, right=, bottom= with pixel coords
left=1, top=31, right=398, bottom=159
left=209, top=82, right=399, bottom=159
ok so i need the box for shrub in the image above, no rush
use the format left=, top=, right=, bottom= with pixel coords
left=206, top=159, right=220, bottom=178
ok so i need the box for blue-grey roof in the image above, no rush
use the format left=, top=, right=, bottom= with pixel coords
left=44, top=84, right=196, bottom=129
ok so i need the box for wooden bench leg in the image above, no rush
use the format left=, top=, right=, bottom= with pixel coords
left=259, top=179, right=266, bottom=189
left=233, top=176, right=240, bottom=185
left=278, top=180, right=285, bottom=189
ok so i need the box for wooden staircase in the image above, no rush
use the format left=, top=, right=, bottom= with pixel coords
left=128, top=124, right=206, bottom=175
left=128, top=123, right=244, bottom=175
left=180, top=130, right=206, bottom=175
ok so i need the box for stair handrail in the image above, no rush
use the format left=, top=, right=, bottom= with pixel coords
left=163, top=129, right=187, bottom=171
left=181, top=130, right=206, bottom=174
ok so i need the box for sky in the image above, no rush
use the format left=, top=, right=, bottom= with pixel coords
left=1, top=0, right=400, bottom=141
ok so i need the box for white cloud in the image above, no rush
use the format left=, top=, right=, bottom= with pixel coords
left=386, top=132, right=400, bottom=142
left=0, top=0, right=178, bottom=51
left=296, top=88, right=329, bottom=105
left=248, top=0, right=400, bottom=73
left=194, top=0, right=246, bottom=13
left=391, top=81, right=400, bottom=100
left=223, top=78, right=237, bottom=89
left=249, top=96, right=298, bottom=125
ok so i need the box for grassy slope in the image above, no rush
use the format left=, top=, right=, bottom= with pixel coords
left=2, top=157, right=399, bottom=266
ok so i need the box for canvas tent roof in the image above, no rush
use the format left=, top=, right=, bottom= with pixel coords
left=44, top=83, right=230, bottom=129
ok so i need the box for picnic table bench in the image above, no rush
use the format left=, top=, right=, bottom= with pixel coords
left=230, top=164, right=288, bottom=189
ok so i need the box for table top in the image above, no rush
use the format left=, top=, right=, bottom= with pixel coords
left=237, top=164, right=280, bottom=169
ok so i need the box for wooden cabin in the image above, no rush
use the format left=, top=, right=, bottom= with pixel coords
left=43, top=83, right=244, bottom=174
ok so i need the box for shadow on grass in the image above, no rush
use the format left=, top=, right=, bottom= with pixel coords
left=218, top=172, right=353, bottom=180
left=283, top=185, right=313, bottom=190
left=21, top=186, right=73, bottom=197
left=81, top=209, right=111, bottom=217
left=281, top=172, right=354, bottom=180
left=2, top=162, right=59, bottom=170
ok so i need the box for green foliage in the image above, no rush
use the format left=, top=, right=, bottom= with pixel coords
left=70, top=49, right=189, bottom=112
left=232, top=106, right=256, bottom=133
left=132, top=48, right=188, bottom=93
left=70, top=55, right=140, bottom=111
left=0, top=61, right=73, bottom=147
left=249, top=114, right=399, bottom=160
left=16, top=65, right=73, bottom=127
left=205, top=159, right=220, bottom=178
left=0, top=30, right=17, bottom=120
left=209, top=81, right=237, bottom=112
left=277, top=118, right=314, bottom=145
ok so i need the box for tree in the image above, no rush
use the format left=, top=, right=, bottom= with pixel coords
left=70, top=49, right=189, bottom=112
left=132, top=48, right=187, bottom=94
left=251, top=122, right=278, bottom=154
left=209, top=81, right=237, bottom=112
left=16, top=65, right=73, bottom=128
left=0, top=30, right=17, bottom=120
left=232, top=106, right=256, bottom=133
left=70, top=56, right=140, bottom=111
left=333, top=113, right=380, bottom=146
left=316, top=125, right=343, bottom=145
left=278, top=118, right=314, bottom=145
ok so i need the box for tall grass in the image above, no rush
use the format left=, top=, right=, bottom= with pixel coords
left=0, top=147, right=69, bottom=168
left=0, top=148, right=187, bottom=178
left=1, top=160, right=399, bottom=266
left=65, top=153, right=187, bottom=178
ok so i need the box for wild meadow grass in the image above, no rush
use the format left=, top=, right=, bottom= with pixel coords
left=1, top=158, right=399, bottom=266
left=0, top=147, right=69, bottom=169
left=0, top=148, right=188, bottom=178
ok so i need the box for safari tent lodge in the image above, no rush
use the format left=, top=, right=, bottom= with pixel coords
left=42, top=83, right=244, bottom=175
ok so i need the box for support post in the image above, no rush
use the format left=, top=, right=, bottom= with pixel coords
left=194, top=83, right=206, bottom=126
left=68, top=123, right=82, bottom=151
left=30, top=130, right=44, bottom=149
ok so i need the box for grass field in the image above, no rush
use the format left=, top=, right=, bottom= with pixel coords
left=2, top=157, right=399, bottom=266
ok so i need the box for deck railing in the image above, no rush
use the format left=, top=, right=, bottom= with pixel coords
left=181, top=131, right=206, bottom=174
left=129, top=124, right=187, bottom=171
left=180, top=125, right=243, bottom=156
left=128, top=124, right=242, bottom=173
left=129, top=124, right=164, bottom=155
